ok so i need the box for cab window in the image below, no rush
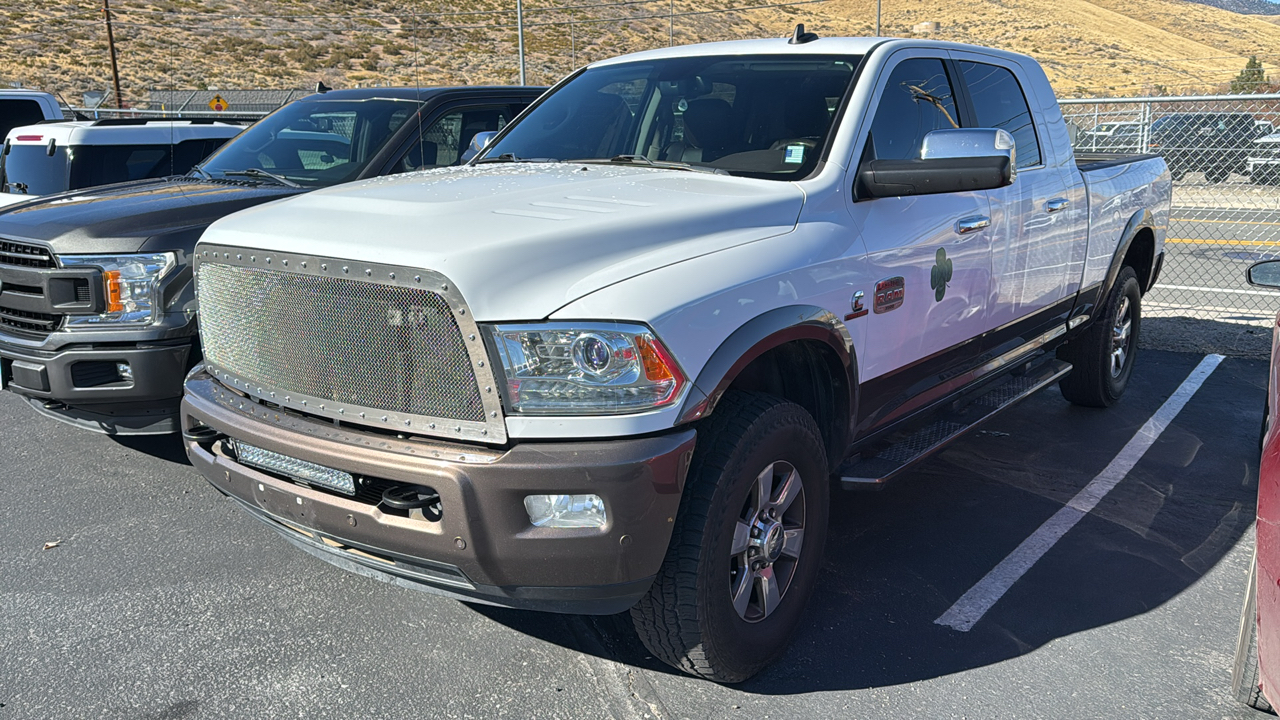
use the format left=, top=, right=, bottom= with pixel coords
left=867, top=58, right=961, bottom=160
left=958, top=61, right=1042, bottom=168
left=397, top=105, right=519, bottom=172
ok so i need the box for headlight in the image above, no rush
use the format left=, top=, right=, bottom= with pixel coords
left=487, top=322, right=686, bottom=415
left=61, top=252, right=175, bottom=327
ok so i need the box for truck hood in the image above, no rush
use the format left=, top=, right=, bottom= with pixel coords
left=0, top=178, right=302, bottom=254
left=201, top=163, right=807, bottom=321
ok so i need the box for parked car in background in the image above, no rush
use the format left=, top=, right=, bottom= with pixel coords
left=1233, top=259, right=1280, bottom=712
left=1148, top=111, right=1266, bottom=183
left=0, top=90, right=65, bottom=144
left=0, top=119, right=244, bottom=206
left=1248, top=130, right=1280, bottom=185
left=180, top=35, right=1170, bottom=682
left=1077, top=121, right=1144, bottom=152
left=0, top=86, right=543, bottom=435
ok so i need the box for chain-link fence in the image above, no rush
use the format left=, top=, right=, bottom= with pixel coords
left=1062, top=94, right=1280, bottom=327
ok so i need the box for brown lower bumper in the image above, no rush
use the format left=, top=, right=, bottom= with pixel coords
left=182, top=370, right=695, bottom=614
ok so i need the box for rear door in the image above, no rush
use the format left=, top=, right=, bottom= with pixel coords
left=951, top=54, right=1076, bottom=343
left=849, top=51, right=994, bottom=430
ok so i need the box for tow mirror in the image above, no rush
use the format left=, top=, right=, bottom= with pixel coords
left=462, top=131, right=498, bottom=163
left=1248, top=259, right=1280, bottom=288
left=855, top=128, right=1016, bottom=200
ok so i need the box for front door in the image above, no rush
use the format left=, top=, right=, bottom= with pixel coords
left=848, top=53, right=994, bottom=431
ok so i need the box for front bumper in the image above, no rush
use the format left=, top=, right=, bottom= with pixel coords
left=182, top=370, right=696, bottom=614
left=0, top=335, right=194, bottom=434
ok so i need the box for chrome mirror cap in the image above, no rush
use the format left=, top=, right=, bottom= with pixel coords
left=921, top=128, right=1018, bottom=183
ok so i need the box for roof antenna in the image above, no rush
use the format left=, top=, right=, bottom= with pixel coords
left=315, top=81, right=332, bottom=94
left=789, top=23, right=819, bottom=44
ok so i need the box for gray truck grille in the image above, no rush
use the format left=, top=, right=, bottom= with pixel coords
left=197, top=259, right=493, bottom=436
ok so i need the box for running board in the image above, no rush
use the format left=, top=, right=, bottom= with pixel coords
left=838, top=359, right=1073, bottom=489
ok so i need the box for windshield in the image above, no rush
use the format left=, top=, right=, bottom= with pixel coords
left=199, top=98, right=421, bottom=187
left=481, top=54, right=861, bottom=180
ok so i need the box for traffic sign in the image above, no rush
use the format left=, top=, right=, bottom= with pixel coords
left=208, top=94, right=229, bottom=112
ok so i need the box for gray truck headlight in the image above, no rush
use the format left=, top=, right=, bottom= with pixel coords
left=487, top=322, right=686, bottom=415
left=61, top=252, right=176, bottom=327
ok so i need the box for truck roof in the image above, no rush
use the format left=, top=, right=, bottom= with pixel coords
left=0, top=89, right=58, bottom=101
left=4, top=120, right=244, bottom=146
left=590, top=36, right=1033, bottom=67
left=288, top=86, right=546, bottom=103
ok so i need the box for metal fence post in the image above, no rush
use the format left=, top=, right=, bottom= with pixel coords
left=516, top=0, right=526, bottom=86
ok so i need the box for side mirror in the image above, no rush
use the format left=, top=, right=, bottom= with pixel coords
left=855, top=128, right=1016, bottom=200
left=461, top=131, right=498, bottom=163
left=1248, top=259, right=1280, bottom=288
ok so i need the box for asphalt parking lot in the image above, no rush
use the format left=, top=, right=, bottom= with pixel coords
left=0, top=348, right=1271, bottom=719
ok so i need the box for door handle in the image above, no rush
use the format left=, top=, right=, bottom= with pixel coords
left=1046, top=197, right=1070, bottom=213
left=956, top=215, right=990, bottom=235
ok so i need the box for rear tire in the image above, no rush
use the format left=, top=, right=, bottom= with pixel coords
left=1059, top=267, right=1141, bottom=407
left=630, top=391, right=830, bottom=683
left=1233, top=551, right=1275, bottom=712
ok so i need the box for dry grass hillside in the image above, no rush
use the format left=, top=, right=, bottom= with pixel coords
left=5, top=0, right=1280, bottom=103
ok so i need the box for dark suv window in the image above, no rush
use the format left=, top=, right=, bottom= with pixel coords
left=958, top=61, right=1041, bottom=168
left=69, top=138, right=230, bottom=189
left=868, top=58, right=960, bottom=161
left=0, top=99, right=47, bottom=144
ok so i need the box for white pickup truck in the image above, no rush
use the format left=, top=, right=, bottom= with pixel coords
left=180, top=34, right=1170, bottom=682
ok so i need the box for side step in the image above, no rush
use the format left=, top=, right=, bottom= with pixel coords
left=838, top=358, right=1072, bottom=489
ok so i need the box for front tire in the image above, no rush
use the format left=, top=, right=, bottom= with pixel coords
left=1059, top=266, right=1141, bottom=407
left=630, top=391, right=830, bottom=683
left=1233, top=551, right=1274, bottom=712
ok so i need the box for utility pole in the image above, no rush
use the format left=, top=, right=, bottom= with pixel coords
left=516, top=0, right=526, bottom=86
left=875, top=0, right=881, bottom=36
left=669, top=0, right=674, bottom=46
left=103, top=0, right=123, bottom=108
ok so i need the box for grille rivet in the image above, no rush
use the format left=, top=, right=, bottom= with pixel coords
left=442, top=284, right=449, bottom=291
left=486, top=386, right=492, bottom=393
left=405, top=420, right=412, bottom=426
left=237, top=254, right=242, bottom=260
left=482, top=429, right=488, bottom=435
left=318, top=404, right=325, bottom=410
left=381, top=416, right=388, bottom=422
left=338, top=408, right=344, bottom=414
left=491, top=411, right=498, bottom=417
left=469, top=334, right=476, bottom=340
left=389, top=272, right=395, bottom=279
left=301, top=262, right=307, bottom=268
left=250, top=256, right=256, bottom=262
left=455, top=537, right=466, bottom=550
left=346, top=515, right=356, bottom=527
left=321, top=264, right=327, bottom=271
left=301, top=400, right=307, bottom=406
left=342, top=266, right=349, bottom=274
left=429, top=423, right=436, bottom=429
left=282, top=259, right=288, bottom=266
left=455, top=426, right=462, bottom=433
left=365, top=269, right=372, bottom=276
left=270, top=392, right=275, bottom=398
left=478, top=361, right=485, bottom=367
left=359, top=412, right=365, bottom=419
left=459, top=309, right=466, bottom=315
left=414, top=276, right=421, bottom=283
left=266, top=258, right=271, bottom=264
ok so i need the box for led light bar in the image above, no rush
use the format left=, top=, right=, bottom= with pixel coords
left=233, top=441, right=355, bottom=496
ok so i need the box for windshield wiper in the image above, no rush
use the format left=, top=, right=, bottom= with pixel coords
left=221, top=168, right=302, bottom=188
left=577, top=155, right=726, bottom=175
left=474, top=153, right=554, bottom=164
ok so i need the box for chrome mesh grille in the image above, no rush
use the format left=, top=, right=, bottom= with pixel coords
left=197, top=262, right=485, bottom=424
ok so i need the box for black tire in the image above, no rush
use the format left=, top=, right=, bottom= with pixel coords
left=1059, top=266, right=1141, bottom=407
left=630, top=390, right=830, bottom=683
left=1233, top=551, right=1275, bottom=713
left=1206, top=167, right=1230, bottom=184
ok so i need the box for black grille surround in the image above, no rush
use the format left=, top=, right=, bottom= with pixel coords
left=194, top=245, right=508, bottom=444
left=0, top=238, right=61, bottom=336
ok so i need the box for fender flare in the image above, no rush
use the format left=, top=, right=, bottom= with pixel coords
left=1104, top=208, right=1160, bottom=297
left=676, top=305, right=859, bottom=435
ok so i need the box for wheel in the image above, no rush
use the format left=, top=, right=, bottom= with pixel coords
left=630, top=390, right=830, bottom=683
left=1058, top=266, right=1141, bottom=407
left=1206, top=167, right=1230, bottom=183
left=1233, top=551, right=1274, bottom=712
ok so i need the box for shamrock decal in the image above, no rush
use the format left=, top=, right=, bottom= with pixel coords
left=930, top=247, right=953, bottom=302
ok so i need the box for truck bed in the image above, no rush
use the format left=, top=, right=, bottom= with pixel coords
left=1075, top=151, right=1161, bottom=172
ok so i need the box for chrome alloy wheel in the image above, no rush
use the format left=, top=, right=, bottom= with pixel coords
left=1110, top=295, right=1132, bottom=378
left=729, top=460, right=806, bottom=623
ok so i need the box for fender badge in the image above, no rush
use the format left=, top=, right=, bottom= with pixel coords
left=874, top=276, right=905, bottom=314
left=845, top=291, right=867, bottom=320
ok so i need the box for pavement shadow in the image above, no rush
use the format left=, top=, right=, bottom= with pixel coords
left=469, top=352, right=1267, bottom=693
left=1141, top=315, right=1270, bottom=360
left=110, top=433, right=192, bottom=466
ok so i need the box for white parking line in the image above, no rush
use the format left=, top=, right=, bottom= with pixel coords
left=934, top=354, right=1226, bottom=632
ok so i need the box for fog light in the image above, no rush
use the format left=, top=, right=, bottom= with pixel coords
left=115, top=362, right=133, bottom=381
left=524, top=494, right=606, bottom=528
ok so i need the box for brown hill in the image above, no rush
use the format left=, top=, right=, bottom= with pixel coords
left=5, top=0, right=1280, bottom=104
